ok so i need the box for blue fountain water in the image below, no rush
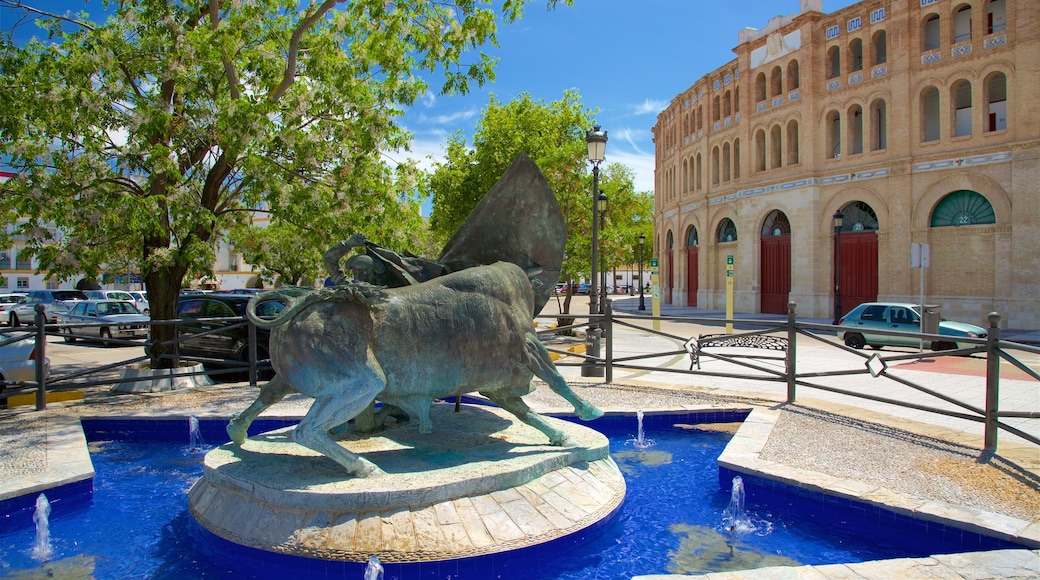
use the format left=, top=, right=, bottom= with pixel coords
left=0, top=416, right=1014, bottom=579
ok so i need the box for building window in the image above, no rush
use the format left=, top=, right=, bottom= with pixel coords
left=722, top=143, right=731, bottom=182
left=849, top=104, right=864, bottom=154
left=953, top=5, right=972, bottom=43
left=754, top=129, right=766, bottom=171
left=985, top=72, right=1007, bottom=131
left=695, top=153, right=703, bottom=190
left=717, top=218, right=738, bottom=243
left=0, top=251, right=9, bottom=269
left=17, top=277, right=29, bottom=289
left=827, top=110, right=842, bottom=157
left=827, top=46, right=841, bottom=78
left=755, top=72, right=767, bottom=102
left=686, top=226, right=699, bottom=247
left=697, top=105, right=703, bottom=131
left=723, top=90, right=732, bottom=118
left=987, top=0, right=1006, bottom=34
left=870, top=99, right=888, bottom=150
left=921, top=86, right=941, bottom=142
left=761, top=210, right=791, bottom=237
left=787, top=60, right=800, bottom=90
left=770, top=66, right=783, bottom=97
left=0, top=276, right=7, bottom=288
left=682, top=158, right=689, bottom=192
left=930, top=191, right=996, bottom=227
left=734, top=86, right=740, bottom=113
left=952, top=79, right=972, bottom=137
left=842, top=201, right=880, bottom=231
left=786, top=120, right=799, bottom=165
left=923, top=14, right=941, bottom=51
left=733, top=139, right=741, bottom=179
left=711, top=146, right=720, bottom=185
left=15, top=252, right=31, bottom=270
left=713, top=95, right=721, bottom=122
left=770, top=125, right=782, bottom=169
left=849, top=38, right=863, bottom=72
left=873, top=30, right=888, bottom=65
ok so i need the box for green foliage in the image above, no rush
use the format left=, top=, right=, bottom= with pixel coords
left=0, top=0, right=567, bottom=366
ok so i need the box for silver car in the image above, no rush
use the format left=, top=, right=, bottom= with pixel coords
left=0, top=293, right=27, bottom=325
left=0, top=335, right=49, bottom=388
left=58, top=300, right=151, bottom=346
left=8, top=289, right=89, bottom=327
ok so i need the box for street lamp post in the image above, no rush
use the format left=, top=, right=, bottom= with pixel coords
left=582, top=125, right=607, bottom=378
left=598, top=191, right=608, bottom=313
left=638, top=233, right=646, bottom=311
left=832, top=210, right=845, bottom=325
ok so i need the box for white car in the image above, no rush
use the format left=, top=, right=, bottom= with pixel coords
left=127, top=290, right=149, bottom=314
left=0, top=293, right=27, bottom=325
left=8, top=289, right=88, bottom=327
left=0, top=335, right=49, bottom=388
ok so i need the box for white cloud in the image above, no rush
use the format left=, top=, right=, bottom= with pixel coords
left=632, top=99, right=669, bottom=116
left=418, top=108, right=479, bottom=126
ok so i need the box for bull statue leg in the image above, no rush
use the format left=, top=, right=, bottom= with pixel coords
left=227, top=375, right=297, bottom=445
left=481, top=391, right=575, bottom=446
left=522, top=333, right=603, bottom=421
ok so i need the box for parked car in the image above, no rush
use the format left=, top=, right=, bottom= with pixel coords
left=576, top=283, right=591, bottom=294
left=58, top=300, right=151, bottom=346
left=0, top=335, right=49, bottom=390
left=7, top=289, right=89, bottom=327
left=127, top=290, right=149, bottom=314
left=837, top=302, right=987, bottom=351
left=0, top=293, right=27, bottom=325
left=175, top=293, right=283, bottom=380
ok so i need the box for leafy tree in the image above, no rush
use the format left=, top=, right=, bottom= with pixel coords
left=424, top=90, right=597, bottom=314
left=0, top=0, right=565, bottom=368
left=595, top=163, right=653, bottom=290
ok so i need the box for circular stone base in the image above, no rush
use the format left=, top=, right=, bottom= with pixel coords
left=113, top=363, right=214, bottom=393
left=188, top=403, right=625, bottom=563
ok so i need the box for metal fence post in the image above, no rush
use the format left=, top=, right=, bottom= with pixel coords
left=248, top=319, right=258, bottom=387
left=786, top=301, right=797, bottom=403
left=984, top=312, right=1001, bottom=451
left=34, top=304, right=48, bottom=411
left=604, top=300, right=613, bottom=383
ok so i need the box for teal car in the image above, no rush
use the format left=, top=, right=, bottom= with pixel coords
left=837, top=302, right=987, bottom=351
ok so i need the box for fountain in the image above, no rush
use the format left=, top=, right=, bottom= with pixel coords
left=31, top=493, right=53, bottom=562
left=626, top=410, right=656, bottom=450
left=188, top=415, right=205, bottom=452
left=363, top=554, right=383, bottom=580
left=721, top=476, right=755, bottom=538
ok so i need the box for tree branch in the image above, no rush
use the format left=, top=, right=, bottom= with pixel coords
left=269, top=0, right=344, bottom=102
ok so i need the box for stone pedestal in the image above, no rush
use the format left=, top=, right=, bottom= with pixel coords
left=188, top=403, right=625, bottom=563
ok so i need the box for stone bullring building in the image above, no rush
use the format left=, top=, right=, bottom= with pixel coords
left=651, top=0, right=1037, bottom=329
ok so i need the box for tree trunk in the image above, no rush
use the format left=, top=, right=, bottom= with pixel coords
left=145, top=265, right=188, bottom=370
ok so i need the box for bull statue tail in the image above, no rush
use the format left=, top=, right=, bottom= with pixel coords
left=246, top=283, right=389, bottom=329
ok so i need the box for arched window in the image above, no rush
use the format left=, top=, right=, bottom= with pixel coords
left=953, top=79, right=972, bottom=137
left=734, top=86, right=740, bottom=113
left=711, top=146, right=720, bottom=185
left=682, top=158, right=689, bottom=192
left=839, top=201, right=880, bottom=232
left=827, top=110, right=842, bottom=157
left=755, top=129, right=766, bottom=171
left=787, top=60, right=800, bottom=90
left=849, top=104, right=864, bottom=154
left=733, top=139, right=741, bottom=179
left=987, top=0, right=1006, bottom=34
left=770, top=125, right=782, bottom=169
left=872, top=30, right=887, bottom=65
left=953, top=4, right=972, bottom=43
left=756, top=72, right=767, bottom=102
left=695, top=153, right=702, bottom=190
left=723, top=90, right=732, bottom=118
left=827, top=46, right=841, bottom=79
left=761, top=210, right=791, bottom=237
left=713, top=95, right=721, bottom=122
left=922, top=86, right=941, bottom=142
left=849, top=38, right=863, bottom=72
left=697, top=105, right=703, bottom=131
left=930, top=191, right=996, bottom=227
left=786, top=120, right=799, bottom=165
left=686, top=226, right=699, bottom=247
left=667, top=230, right=675, bottom=250
left=985, top=72, right=1007, bottom=132
left=717, top=218, right=738, bottom=243
left=870, top=99, right=887, bottom=150
left=770, top=66, right=783, bottom=97
left=923, top=14, right=941, bottom=51
left=722, top=142, right=731, bottom=182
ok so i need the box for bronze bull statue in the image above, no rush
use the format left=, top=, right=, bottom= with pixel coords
left=226, top=261, right=603, bottom=477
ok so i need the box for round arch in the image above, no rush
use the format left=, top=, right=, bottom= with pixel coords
left=685, top=224, right=700, bottom=307
left=913, top=173, right=1011, bottom=230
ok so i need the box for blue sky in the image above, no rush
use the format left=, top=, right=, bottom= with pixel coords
left=3, top=0, right=860, bottom=194
left=402, top=0, right=859, bottom=193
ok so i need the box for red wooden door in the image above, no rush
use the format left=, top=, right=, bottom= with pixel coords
left=837, top=231, right=878, bottom=315
left=760, top=235, right=791, bottom=314
left=686, top=246, right=698, bottom=306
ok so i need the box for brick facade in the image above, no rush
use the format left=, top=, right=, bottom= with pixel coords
left=652, top=0, right=1038, bottom=329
